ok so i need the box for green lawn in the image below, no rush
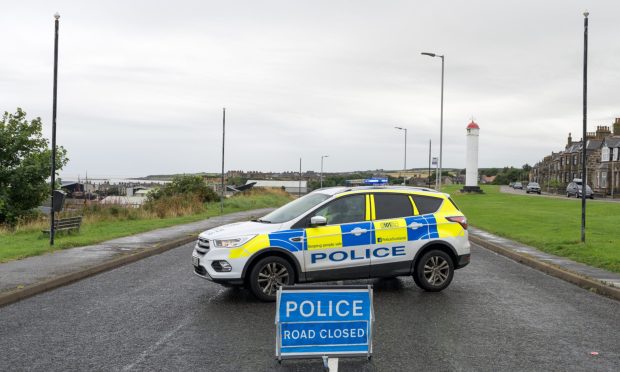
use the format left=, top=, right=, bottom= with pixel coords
left=0, top=191, right=291, bottom=263
left=443, top=185, right=620, bottom=273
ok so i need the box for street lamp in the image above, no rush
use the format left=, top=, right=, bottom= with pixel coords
left=422, top=52, right=445, bottom=190
left=220, top=107, right=225, bottom=214
left=320, top=155, right=329, bottom=188
left=50, top=12, right=60, bottom=246
left=394, top=126, right=407, bottom=185
left=580, top=11, right=589, bottom=243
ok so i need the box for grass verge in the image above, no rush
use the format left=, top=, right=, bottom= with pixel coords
left=443, top=185, right=620, bottom=273
left=0, top=189, right=292, bottom=263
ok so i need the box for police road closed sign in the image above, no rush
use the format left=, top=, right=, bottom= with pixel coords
left=275, top=285, right=374, bottom=360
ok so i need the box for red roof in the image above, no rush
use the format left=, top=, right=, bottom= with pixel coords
left=467, top=121, right=479, bottom=129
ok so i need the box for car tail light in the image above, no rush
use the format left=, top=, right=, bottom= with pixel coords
left=446, top=216, right=468, bottom=230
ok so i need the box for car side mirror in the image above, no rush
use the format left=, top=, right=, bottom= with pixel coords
left=310, top=215, right=327, bottom=227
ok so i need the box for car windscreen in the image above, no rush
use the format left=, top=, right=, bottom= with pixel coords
left=258, top=193, right=331, bottom=223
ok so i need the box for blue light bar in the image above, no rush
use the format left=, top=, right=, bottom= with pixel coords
left=363, top=178, right=388, bottom=185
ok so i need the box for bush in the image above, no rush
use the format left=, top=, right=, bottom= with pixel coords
left=148, top=175, right=219, bottom=203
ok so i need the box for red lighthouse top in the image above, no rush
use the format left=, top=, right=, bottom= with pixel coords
left=467, top=121, right=479, bottom=129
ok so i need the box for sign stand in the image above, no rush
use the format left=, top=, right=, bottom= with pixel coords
left=275, top=284, right=374, bottom=370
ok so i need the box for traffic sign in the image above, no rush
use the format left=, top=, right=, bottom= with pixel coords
left=275, top=285, right=374, bottom=360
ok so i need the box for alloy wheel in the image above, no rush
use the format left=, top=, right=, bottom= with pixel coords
left=423, top=256, right=450, bottom=286
left=257, top=262, right=289, bottom=296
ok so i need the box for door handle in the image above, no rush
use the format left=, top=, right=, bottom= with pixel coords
left=289, top=237, right=303, bottom=243
left=351, top=227, right=368, bottom=236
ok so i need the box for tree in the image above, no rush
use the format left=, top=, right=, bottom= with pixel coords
left=0, top=108, right=68, bottom=225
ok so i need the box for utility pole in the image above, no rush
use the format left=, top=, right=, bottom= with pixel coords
left=428, top=139, right=432, bottom=188
left=221, top=108, right=225, bottom=214
left=299, top=158, right=302, bottom=197
left=581, top=11, right=588, bottom=243
left=320, top=155, right=329, bottom=188
left=50, top=13, right=60, bottom=246
left=394, top=126, right=407, bottom=185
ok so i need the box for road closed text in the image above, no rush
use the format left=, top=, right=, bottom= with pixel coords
left=283, top=327, right=365, bottom=341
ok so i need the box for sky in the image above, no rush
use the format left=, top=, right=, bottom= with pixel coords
left=1, top=0, right=619, bottom=179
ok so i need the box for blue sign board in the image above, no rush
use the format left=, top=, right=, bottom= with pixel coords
left=275, top=285, right=374, bottom=360
left=363, top=178, right=388, bottom=185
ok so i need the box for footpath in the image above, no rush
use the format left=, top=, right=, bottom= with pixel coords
left=1, top=209, right=619, bottom=307
left=0, top=208, right=273, bottom=307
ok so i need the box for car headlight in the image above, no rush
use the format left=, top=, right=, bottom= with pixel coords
left=212, top=235, right=256, bottom=248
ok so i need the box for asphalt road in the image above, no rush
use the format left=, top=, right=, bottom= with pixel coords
left=1, top=242, right=618, bottom=371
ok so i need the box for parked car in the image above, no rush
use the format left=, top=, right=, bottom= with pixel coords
left=513, top=182, right=523, bottom=189
left=526, top=182, right=541, bottom=194
left=566, top=179, right=594, bottom=199
left=192, top=186, right=471, bottom=301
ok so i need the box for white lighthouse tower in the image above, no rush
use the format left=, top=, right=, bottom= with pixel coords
left=463, top=120, right=482, bottom=193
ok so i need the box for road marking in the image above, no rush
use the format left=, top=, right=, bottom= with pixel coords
left=122, top=317, right=190, bottom=371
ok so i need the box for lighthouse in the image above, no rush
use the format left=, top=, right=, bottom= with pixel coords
left=462, top=120, right=482, bottom=193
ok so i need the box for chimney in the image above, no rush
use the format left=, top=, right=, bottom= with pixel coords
left=614, top=118, right=620, bottom=136
left=596, top=125, right=611, bottom=139
left=567, top=132, right=572, bottom=146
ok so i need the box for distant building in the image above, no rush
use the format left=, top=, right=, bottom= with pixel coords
left=246, top=180, right=308, bottom=194
left=530, top=119, right=620, bottom=196
left=100, top=196, right=146, bottom=207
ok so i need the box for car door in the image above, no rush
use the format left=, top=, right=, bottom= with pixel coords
left=368, top=193, right=417, bottom=277
left=302, top=194, right=372, bottom=281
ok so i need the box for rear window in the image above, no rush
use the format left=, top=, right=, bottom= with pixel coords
left=374, top=193, right=413, bottom=220
left=447, top=197, right=460, bottom=211
left=411, top=195, right=443, bottom=215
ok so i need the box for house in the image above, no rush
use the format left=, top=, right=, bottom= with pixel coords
left=597, top=134, right=620, bottom=196
left=530, top=120, right=619, bottom=195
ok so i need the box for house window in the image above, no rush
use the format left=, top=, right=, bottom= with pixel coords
left=614, top=148, right=619, bottom=161
left=601, top=147, right=610, bottom=162
left=573, top=155, right=577, bottom=165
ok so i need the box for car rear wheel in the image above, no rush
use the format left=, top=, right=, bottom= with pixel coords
left=413, top=250, right=454, bottom=292
left=249, top=256, right=294, bottom=302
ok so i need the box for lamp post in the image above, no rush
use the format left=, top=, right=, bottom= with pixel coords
left=220, top=107, right=225, bottom=214
left=428, top=139, right=432, bottom=188
left=581, top=11, right=589, bottom=243
left=394, top=127, right=407, bottom=185
left=421, top=52, right=445, bottom=190
left=320, top=155, right=329, bottom=188
left=50, top=12, right=60, bottom=246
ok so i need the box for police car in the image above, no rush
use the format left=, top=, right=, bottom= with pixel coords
left=192, top=186, right=470, bottom=301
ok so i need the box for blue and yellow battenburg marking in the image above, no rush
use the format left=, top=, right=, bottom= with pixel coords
left=228, top=213, right=451, bottom=259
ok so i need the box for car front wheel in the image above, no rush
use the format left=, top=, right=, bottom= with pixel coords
left=413, top=250, right=454, bottom=292
left=248, top=256, right=294, bottom=302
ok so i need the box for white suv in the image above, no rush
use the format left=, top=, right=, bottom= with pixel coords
left=192, top=186, right=470, bottom=301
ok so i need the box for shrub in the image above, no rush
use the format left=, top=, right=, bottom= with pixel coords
left=148, top=175, right=219, bottom=203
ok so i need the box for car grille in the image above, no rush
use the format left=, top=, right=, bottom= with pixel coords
left=196, top=237, right=210, bottom=254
